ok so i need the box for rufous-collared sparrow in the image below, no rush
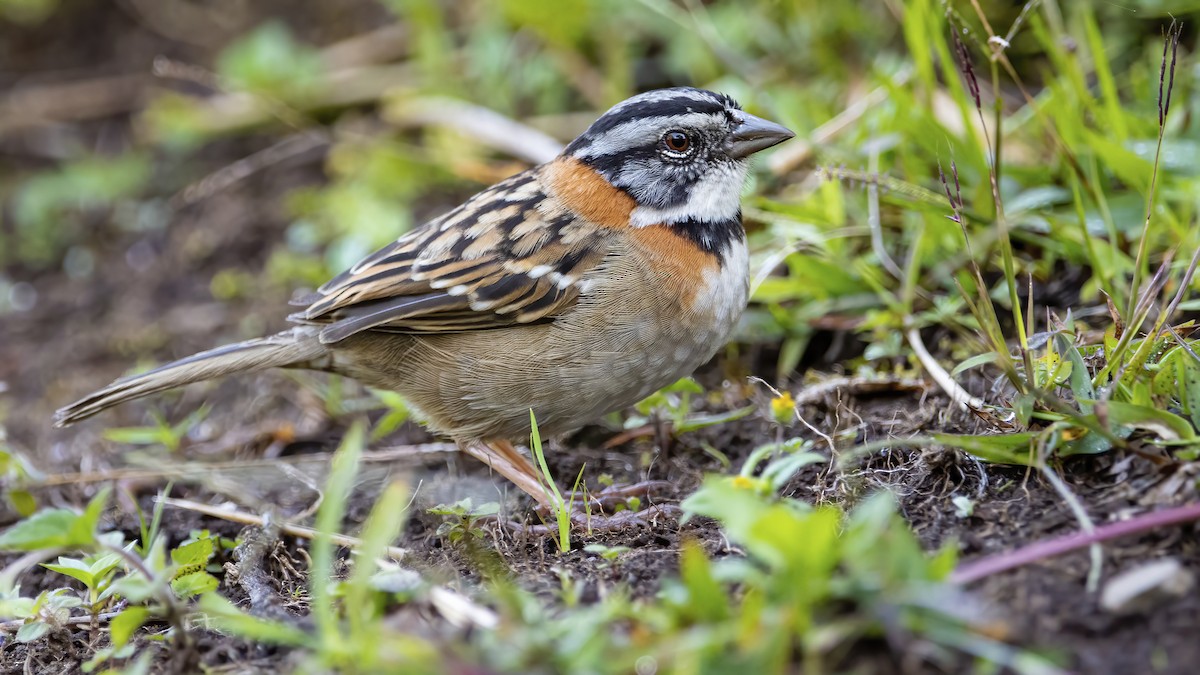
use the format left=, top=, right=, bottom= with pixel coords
left=55, top=87, right=794, bottom=517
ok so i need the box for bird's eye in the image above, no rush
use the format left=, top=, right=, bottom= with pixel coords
left=662, top=130, right=691, bottom=154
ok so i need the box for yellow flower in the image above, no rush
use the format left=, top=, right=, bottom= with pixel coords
left=732, top=475, right=756, bottom=490
left=770, top=391, right=795, bottom=424
left=1060, top=426, right=1085, bottom=441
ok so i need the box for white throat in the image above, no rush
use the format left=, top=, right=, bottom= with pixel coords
left=629, top=163, right=747, bottom=228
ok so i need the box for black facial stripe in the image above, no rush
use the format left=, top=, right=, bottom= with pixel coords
left=565, top=93, right=735, bottom=154
left=668, top=212, right=744, bottom=266
left=581, top=146, right=657, bottom=176
left=580, top=145, right=704, bottom=209
left=663, top=181, right=691, bottom=207
left=590, top=96, right=723, bottom=130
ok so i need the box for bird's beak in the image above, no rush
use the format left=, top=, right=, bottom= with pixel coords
left=727, top=112, right=795, bottom=159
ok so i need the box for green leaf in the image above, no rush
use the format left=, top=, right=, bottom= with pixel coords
left=0, top=0, right=61, bottom=24
left=42, top=558, right=96, bottom=586
left=1061, top=428, right=1114, bottom=457
left=106, top=574, right=152, bottom=604
left=109, top=606, right=151, bottom=648
left=1175, top=355, right=1200, bottom=430
left=675, top=405, right=756, bottom=433
left=16, top=620, right=51, bottom=643
left=950, top=351, right=999, bottom=377
left=682, top=475, right=770, bottom=530
left=9, top=490, right=37, bottom=517
left=931, top=432, right=1037, bottom=466
left=761, top=450, right=825, bottom=492
left=1005, top=186, right=1070, bottom=215
left=500, top=0, right=591, bottom=47
left=101, top=427, right=166, bottom=446
left=171, top=572, right=219, bottom=599
left=13, top=154, right=150, bottom=247
left=310, top=421, right=367, bottom=645
left=346, top=480, right=410, bottom=633
left=1103, top=401, right=1195, bottom=441
left=0, top=593, right=36, bottom=620
left=171, top=536, right=215, bottom=569
left=197, top=594, right=310, bottom=646
left=0, top=488, right=110, bottom=552
left=677, top=541, right=730, bottom=622
left=71, top=488, right=112, bottom=546
left=216, top=21, right=323, bottom=101
left=370, top=389, right=411, bottom=440
left=1053, top=333, right=1094, bottom=413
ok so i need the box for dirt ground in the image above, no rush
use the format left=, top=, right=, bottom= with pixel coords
left=5, top=159, right=1199, bottom=673
left=4, top=4, right=1200, bottom=674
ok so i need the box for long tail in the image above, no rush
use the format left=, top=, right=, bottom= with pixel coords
left=54, top=328, right=329, bottom=427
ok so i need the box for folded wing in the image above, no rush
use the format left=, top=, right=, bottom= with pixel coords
left=289, top=169, right=608, bottom=344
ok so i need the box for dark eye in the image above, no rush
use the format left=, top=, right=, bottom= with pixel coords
left=662, top=130, right=691, bottom=153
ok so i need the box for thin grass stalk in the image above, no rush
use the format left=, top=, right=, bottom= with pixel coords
left=952, top=29, right=1033, bottom=385
left=1097, top=256, right=1175, bottom=391
left=1126, top=19, right=1182, bottom=319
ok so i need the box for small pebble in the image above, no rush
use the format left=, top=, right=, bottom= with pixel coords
left=1100, top=558, right=1194, bottom=615
left=9, top=282, right=37, bottom=312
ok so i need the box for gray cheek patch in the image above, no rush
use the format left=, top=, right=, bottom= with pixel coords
left=613, top=162, right=702, bottom=210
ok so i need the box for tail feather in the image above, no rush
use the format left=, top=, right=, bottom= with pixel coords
left=54, top=329, right=328, bottom=427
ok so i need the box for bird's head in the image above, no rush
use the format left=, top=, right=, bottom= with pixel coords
left=564, top=87, right=794, bottom=229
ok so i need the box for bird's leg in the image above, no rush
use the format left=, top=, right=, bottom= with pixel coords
left=488, top=439, right=543, bottom=483
left=485, top=440, right=664, bottom=516
left=462, top=441, right=681, bottom=532
left=460, top=440, right=558, bottom=513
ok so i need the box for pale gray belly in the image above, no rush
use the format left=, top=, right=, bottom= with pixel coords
left=334, top=306, right=736, bottom=441
left=331, top=300, right=739, bottom=444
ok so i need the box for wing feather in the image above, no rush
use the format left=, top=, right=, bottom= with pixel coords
left=290, top=167, right=608, bottom=342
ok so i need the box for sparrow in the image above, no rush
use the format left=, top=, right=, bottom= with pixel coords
left=55, top=87, right=794, bottom=517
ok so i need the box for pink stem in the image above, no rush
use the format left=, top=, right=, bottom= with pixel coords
left=951, top=501, right=1200, bottom=584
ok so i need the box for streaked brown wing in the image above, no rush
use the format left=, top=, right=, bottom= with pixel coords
left=288, top=168, right=608, bottom=344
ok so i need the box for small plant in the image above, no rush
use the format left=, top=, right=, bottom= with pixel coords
left=368, top=389, right=411, bottom=440
left=3, top=588, right=84, bottom=644
left=41, top=549, right=124, bottom=611
left=626, top=377, right=755, bottom=435
left=102, top=405, right=211, bottom=453
left=0, top=486, right=219, bottom=671
left=529, top=409, right=574, bottom=552
left=198, top=422, right=441, bottom=672
left=464, top=442, right=1059, bottom=674
left=0, top=436, right=40, bottom=515
left=428, top=498, right=500, bottom=546
left=582, top=543, right=631, bottom=570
